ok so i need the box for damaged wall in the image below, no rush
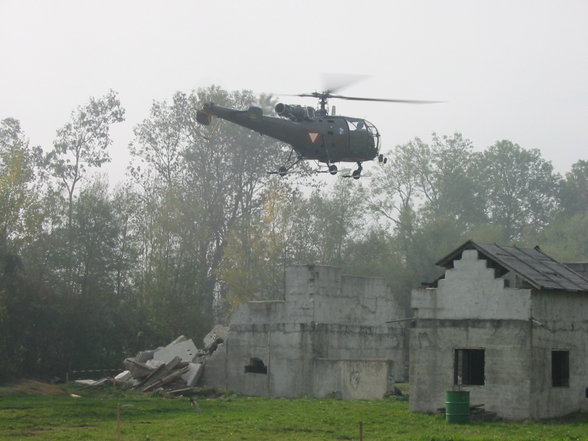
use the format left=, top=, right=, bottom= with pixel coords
left=201, top=265, right=407, bottom=399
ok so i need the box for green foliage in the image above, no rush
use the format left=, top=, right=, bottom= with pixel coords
left=129, top=86, right=286, bottom=338
left=540, top=211, right=588, bottom=261
left=475, top=140, right=561, bottom=241
left=0, top=118, right=44, bottom=250
left=218, top=179, right=295, bottom=313
left=559, top=159, right=588, bottom=216
left=48, top=90, right=124, bottom=207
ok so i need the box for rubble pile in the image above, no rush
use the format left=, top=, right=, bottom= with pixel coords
left=75, top=326, right=228, bottom=394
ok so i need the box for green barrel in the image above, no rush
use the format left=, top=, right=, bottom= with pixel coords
left=445, top=391, right=470, bottom=424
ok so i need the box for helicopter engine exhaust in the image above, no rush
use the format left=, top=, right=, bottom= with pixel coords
left=275, top=103, right=315, bottom=122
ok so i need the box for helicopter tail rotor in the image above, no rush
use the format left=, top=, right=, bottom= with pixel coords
left=196, top=110, right=211, bottom=126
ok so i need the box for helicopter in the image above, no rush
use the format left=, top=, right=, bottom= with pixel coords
left=196, top=88, right=439, bottom=179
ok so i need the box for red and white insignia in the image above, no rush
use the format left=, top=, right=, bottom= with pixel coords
left=307, top=130, right=320, bottom=143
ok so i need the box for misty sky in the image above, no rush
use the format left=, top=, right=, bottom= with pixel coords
left=1, top=0, right=587, bottom=183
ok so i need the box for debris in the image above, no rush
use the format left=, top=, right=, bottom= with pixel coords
left=74, top=378, right=111, bottom=388
left=79, top=327, right=228, bottom=394
left=145, top=359, right=165, bottom=370
left=153, top=338, right=198, bottom=364
left=182, top=363, right=204, bottom=387
left=123, top=358, right=153, bottom=379
left=142, top=365, right=190, bottom=392
left=135, top=350, right=155, bottom=364
left=114, top=370, right=133, bottom=383
left=203, top=325, right=229, bottom=353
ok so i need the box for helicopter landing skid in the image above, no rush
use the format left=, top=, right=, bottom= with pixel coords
left=352, top=163, right=363, bottom=179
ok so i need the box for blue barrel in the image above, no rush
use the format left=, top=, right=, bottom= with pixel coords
left=445, top=391, right=470, bottom=424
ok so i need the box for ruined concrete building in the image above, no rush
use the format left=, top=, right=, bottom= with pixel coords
left=202, top=265, right=408, bottom=399
left=410, top=241, right=588, bottom=420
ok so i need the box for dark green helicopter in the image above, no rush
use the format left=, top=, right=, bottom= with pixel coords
left=197, top=89, right=438, bottom=179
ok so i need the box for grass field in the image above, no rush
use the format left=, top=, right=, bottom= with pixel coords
left=1, top=381, right=588, bottom=441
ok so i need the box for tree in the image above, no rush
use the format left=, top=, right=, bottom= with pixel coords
left=559, top=160, right=588, bottom=216
left=475, top=140, right=561, bottom=241
left=217, top=179, right=296, bottom=314
left=295, top=178, right=368, bottom=266
left=0, top=118, right=44, bottom=250
left=422, top=133, right=486, bottom=226
left=35, top=178, right=140, bottom=372
left=130, top=86, right=285, bottom=336
left=540, top=211, right=588, bottom=262
left=48, top=90, right=125, bottom=227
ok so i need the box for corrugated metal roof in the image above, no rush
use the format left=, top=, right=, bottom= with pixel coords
left=436, top=241, right=588, bottom=292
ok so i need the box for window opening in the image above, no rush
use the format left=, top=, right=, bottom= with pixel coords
left=454, top=349, right=485, bottom=386
left=552, top=350, right=569, bottom=387
left=244, top=357, right=267, bottom=374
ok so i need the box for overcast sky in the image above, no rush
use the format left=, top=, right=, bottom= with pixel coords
left=2, top=0, right=587, bottom=183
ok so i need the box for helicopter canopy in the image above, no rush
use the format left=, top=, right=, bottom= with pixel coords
left=345, top=117, right=380, bottom=150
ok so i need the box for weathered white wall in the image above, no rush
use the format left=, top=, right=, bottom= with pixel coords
left=201, top=265, right=407, bottom=399
left=409, top=320, right=532, bottom=420
left=529, top=291, right=588, bottom=418
left=412, top=250, right=532, bottom=321
left=313, top=359, right=393, bottom=399
left=285, top=265, right=404, bottom=326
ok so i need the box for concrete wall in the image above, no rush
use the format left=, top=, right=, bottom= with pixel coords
left=201, top=265, right=407, bottom=399
left=313, top=358, right=394, bottom=400
left=410, top=249, right=534, bottom=420
left=411, top=250, right=532, bottom=322
left=410, top=319, right=533, bottom=420
left=529, top=291, right=588, bottom=418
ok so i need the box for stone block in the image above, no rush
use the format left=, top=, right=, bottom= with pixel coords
left=181, top=362, right=204, bottom=386
left=114, top=370, right=133, bottom=383
left=135, top=350, right=155, bottom=363
left=203, top=325, right=229, bottom=350
left=154, top=338, right=198, bottom=363
left=146, top=359, right=165, bottom=369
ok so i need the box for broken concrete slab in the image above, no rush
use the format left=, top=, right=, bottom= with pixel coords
left=74, top=378, right=111, bottom=388
left=153, top=338, right=198, bottom=363
left=181, top=362, right=203, bottom=387
left=203, top=325, right=229, bottom=351
left=114, top=370, right=133, bottom=383
left=135, top=350, right=155, bottom=364
left=74, top=379, right=98, bottom=386
left=168, top=335, right=188, bottom=345
left=145, top=359, right=165, bottom=370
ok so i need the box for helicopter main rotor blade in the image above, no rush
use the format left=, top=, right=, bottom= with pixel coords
left=285, top=92, right=442, bottom=104
left=329, top=94, right=443, bottom=104
left=321, top=73, right=369, bottom=94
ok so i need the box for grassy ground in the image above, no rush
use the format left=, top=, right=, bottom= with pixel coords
left=1, top=381, right=588, bottom=441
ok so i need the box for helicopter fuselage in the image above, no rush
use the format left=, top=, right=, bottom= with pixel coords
left=197, top=103, right=380, bottom=164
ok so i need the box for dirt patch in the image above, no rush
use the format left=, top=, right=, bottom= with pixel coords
left=10, top=380, right=68, bottom=396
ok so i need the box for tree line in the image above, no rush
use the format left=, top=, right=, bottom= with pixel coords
left=1, top=86, right=587, bottom=381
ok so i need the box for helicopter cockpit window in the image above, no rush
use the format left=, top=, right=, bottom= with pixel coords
left=347, top=119, right=367, bottom=131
